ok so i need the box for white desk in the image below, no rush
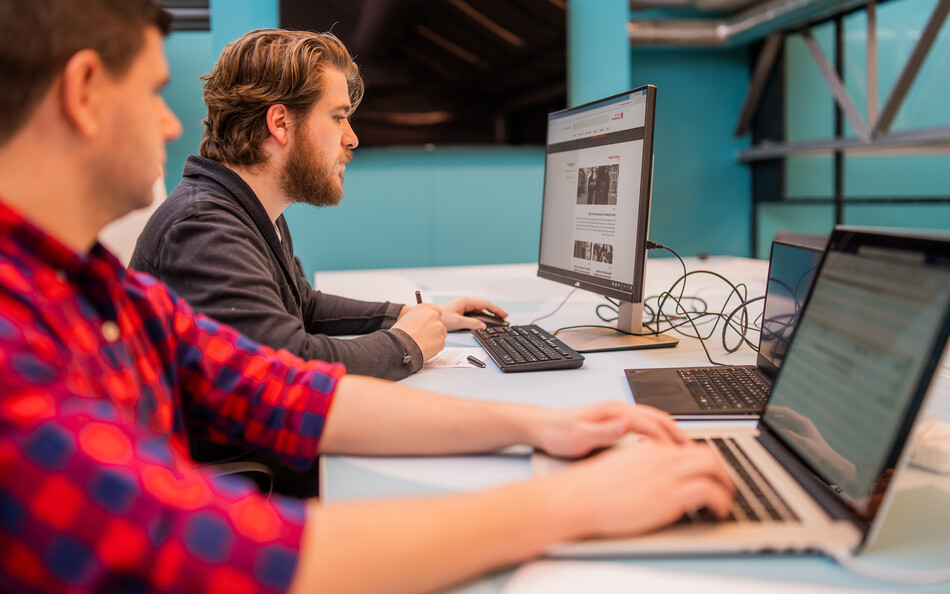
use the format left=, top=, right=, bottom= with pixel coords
left=316, top=257, right=950, bottom=594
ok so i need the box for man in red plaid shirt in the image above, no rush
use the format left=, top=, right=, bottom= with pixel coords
left=0, top=1, right=733, bottom=592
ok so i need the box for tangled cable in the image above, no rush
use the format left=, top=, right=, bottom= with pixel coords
left=555, top=242, right=765, bottom=366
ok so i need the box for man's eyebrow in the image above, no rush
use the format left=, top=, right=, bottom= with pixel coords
left=332, top=103, right=352, bottom=113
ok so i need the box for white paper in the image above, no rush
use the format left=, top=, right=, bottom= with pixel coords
left=502, top=560, right=876, bottom=594
left=423, top=347, right=489, bottom=368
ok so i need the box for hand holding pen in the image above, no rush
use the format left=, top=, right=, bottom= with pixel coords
left=391, top=290, right=447, bottom=361
left=410, top=290, right=488, bottom=368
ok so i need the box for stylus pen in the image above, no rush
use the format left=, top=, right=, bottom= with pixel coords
left=415, top=290, right=423, bottom=304
left=467, top=355, right=486, bottom=368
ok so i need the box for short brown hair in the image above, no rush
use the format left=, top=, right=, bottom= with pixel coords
left=200, top=29, right=363, bottom=167
left=0, top=0, right=170, bottom=146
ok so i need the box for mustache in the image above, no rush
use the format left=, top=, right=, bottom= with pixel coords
left=340, top=149, right=353, bottom=165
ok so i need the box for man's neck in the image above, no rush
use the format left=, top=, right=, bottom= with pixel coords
left=0, top=131, right=101, bottom=254
left=227, top=162, right=289, bottom=224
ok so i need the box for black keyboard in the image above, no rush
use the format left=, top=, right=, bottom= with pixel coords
left=677, top=367, right=770, bottom=410
left=472, top=325, right=584, bottom=372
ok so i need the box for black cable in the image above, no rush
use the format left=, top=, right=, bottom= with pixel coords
left=554, top=242, right=765, bottom=365
left=598, top=294, right=709, bottom=325
left=628, top=243, right=765, bottom=364
left=647, top=241, right=688, bottom=337
left=652, top=289, right=729, bottom=365
left=723, top=295, right=765, bottom=353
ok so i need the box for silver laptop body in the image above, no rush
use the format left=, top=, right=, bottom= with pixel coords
left=540, top=227, right=950, bottom=558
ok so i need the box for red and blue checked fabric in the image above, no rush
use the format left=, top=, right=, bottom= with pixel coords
left=0, top=200, right=343, bottom=592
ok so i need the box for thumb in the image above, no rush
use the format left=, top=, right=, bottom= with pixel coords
left=451, top=315, right=485, bottom=331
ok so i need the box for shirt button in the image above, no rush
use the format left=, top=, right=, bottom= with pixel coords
left=55, top=270, right=68, bottom=283
left=101, top=321, right=121, bottom=342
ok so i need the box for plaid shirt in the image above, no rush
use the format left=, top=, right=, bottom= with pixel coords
left=0, top=200, right=343, bottom=592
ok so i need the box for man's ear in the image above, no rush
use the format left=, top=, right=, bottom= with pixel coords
left=266, top=104, right=292, bottom=146
left=60, top=49, right=106, bottom=138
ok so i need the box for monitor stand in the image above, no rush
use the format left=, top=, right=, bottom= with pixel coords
left=554, top=302, right=678, bottom=353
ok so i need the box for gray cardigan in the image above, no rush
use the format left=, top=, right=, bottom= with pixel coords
left=131, top=155, right=423, bottom=380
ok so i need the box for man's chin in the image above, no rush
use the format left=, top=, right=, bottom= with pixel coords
left=127, top=191, right=158, bottom=214
left=296, top=192, right=343, bottom=208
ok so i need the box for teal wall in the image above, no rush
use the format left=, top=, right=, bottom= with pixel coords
left=561, top=1, right=752, bottom=261
left=629, top=47, right=751, bottom=259
left=163, top=0, right=751, bottom=280
left=285, top=148, right=545, bottom=273
left=567, top=0, right=631, bottom=104
left=160, top=0, right=946, bottom=276
left=210, top=0, right=278, bottom=55
left=162, top=0, right=277, bottom=194
left=762, top=0, right=950, bottom=257
left=162, top=31, right=214, bottom=194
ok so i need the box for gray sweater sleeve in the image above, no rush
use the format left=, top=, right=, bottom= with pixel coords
left=141, top=211, right=423, bottom=380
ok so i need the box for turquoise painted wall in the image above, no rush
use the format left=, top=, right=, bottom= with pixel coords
left=286, top=148, right=545, bottom=275
left=763, top=0, right=950, bottom=257
left=567, top=0, right=631, bottom=105
left=566, top=1, right=751, bottom=261
left=161, top=0, right=947, bottom=273
left=210, top=0, right=278, bottom=55
left=162, top=31, right=214, bottom=194
left=282, top=2, right=752, bottom=279
left=629, top=47, right=751, bottom=259
left=162, top=0, right=277, bottom=194
left=162, top=2, right=750, bottom=278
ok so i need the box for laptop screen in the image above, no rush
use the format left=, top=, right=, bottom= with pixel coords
left=756, top=241, right=823, bottom=375
left=762, top=229, right=950, bottom=519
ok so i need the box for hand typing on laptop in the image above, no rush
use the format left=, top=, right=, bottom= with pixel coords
left=548, top=439, right=736, bottom=537
left=528, top=400, right=688, bottom=459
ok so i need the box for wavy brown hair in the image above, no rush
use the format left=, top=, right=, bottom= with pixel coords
left=199, top=29, right=363, bottom=167
left=0, top=0, right=169, bottom=146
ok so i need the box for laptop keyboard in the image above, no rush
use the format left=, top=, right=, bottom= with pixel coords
left=677, top=367, right=770, bottom=410
left=472, top=325, right=584, bottom=372
left=676, top=437, right=799, bottom=525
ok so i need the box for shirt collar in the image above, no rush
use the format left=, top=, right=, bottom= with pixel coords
left=0, top=198, right=128, bottom=283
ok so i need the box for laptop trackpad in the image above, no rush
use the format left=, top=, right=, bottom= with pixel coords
left=625, top=368, right=696, bottom=412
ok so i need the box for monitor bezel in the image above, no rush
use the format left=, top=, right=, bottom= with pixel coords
left=536, top=85, right=657, bottom=304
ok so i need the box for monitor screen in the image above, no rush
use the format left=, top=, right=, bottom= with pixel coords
left=537, top=86, right=656, bottom=304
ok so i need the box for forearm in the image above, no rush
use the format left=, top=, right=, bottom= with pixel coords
left=291, top=473, right=585, bottom=594
left=304, top=290, right=403, bottom=335
left=295, top=329, right=422, bottom=380
left=319, top=375, right=543, bottom=455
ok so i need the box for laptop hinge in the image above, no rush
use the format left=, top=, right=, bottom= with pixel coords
left=756, top=426, right=868, bottom=533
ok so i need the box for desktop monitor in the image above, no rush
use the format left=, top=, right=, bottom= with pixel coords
left=537, top=86, right=677, bottom=352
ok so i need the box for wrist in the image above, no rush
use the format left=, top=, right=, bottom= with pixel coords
left=518, top=405, right=554, bottom=450
left=534, top=467, right=597, bottom=542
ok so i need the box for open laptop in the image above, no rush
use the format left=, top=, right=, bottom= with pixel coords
left=627, top=240, right=823, bottom=418
left=537, top=227, right=950, bottom=558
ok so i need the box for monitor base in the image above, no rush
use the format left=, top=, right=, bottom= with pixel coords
left=555, top=327, right=679, bottom=353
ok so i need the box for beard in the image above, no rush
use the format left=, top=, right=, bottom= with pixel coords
left=279, top=131, right=352, bottom=208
